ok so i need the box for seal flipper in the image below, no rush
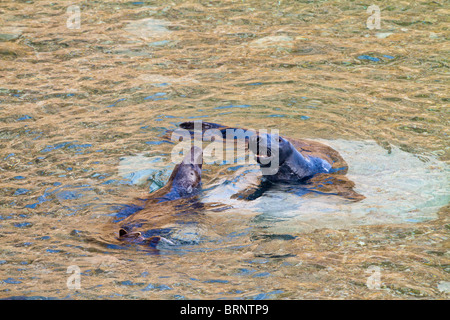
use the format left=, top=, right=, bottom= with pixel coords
left=307, top=174, right=365, bottom=202
left=231, top=180, right=274, bottom=201
left=143, top=236, right=175, bottom=247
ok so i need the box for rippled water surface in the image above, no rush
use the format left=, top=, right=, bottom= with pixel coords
left=0, top=0, right=449, bottom=299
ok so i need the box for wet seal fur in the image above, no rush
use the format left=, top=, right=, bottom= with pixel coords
left=178, top=121, right=364, bottom=201
left=117, top=146, right=204, bottom=246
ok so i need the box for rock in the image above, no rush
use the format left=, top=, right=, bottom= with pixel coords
left=0, top=27, right=22, bottom=42
left=437, top=281, right=450, bottom=294
left=249, top=35, right=294, bottom=49
left=124, top=18, right=171, bottom=40
left=375, top=32, right=393, bottom=39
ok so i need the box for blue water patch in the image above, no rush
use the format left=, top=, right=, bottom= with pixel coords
left=214, top=104, right=251, bottom=110
left=91, top=173, right=110, bottom=180
left=226, top=230, right=251, bottom=239
left=14, top=188, right=30, bottom=196
left=246, top=258, right=269, bottom=264
left=4, top=153, right=15, bottom=160
left=55, top=189, right=85, bottom=201
left=110, top=203, right=144, bottom=222
left=100, top=179, right=126, bottom=186
left=16, top=115, right=33, bottom=121
left=105, top=243, right=128, bottom=250
left=1, top=278, right=22, bottom=284
left=25, top=184, right=93, bottom=209
left=405, top=218, right=421, bottom=223
left=186, top=115, right=210, bottom=119
left=142, top=283, right=173, bottom=291
left=13, top=222, right=32, bottom=228
left=247, top=82, right=263, bottom=86
left=248, top=290, right=284, bottom=300
left=45, top=249, right=61, bottom=253
left=38, top=141, right=92, bottom=154
left=13, top=176, right=26, bottom=180
left=144, top=92, right=167, bottom=101
left=357, top=55, right=380, bottom=62
left=204, top=279, right=229, bottom=284
left=1, top=295, right=57, bottom=300
left=106, top=98, right=126, bottom=108
left=252, top=272, right=271, bottom=278
left=40, top=142, right=70, bottom=153
left=383, top=55, right=395, bottom=59
left=235, top=268, right=256, bottom=276
left=145, top=140, right=171, bottom=145
left=24, top=187, right=53, bottom=208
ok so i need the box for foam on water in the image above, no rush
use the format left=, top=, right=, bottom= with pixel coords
left=217, top=139, right=449, bottom=232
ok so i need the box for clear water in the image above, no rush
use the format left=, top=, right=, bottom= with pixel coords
left=0, top=0, right=448, bottom=299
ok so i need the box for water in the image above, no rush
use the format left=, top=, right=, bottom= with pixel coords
left=0, top=0, right=449, bottom=299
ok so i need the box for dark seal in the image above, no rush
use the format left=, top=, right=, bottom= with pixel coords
left=117, top=146, right=204, bottom=246
left=249, top=133, right=332, bottom=181
left=177, top=121, right=364, bottom=201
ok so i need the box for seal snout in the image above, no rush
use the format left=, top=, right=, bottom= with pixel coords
left=249, top=134, right=273, bottom=159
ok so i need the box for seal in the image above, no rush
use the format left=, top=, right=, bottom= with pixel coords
left=177, top=121, right=364, bottom=201
left=248, top=132, right=332, bottom=182
left=117, top=146, right=204, bottom=246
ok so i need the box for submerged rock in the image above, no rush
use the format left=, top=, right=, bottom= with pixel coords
left=249, top=35, right=294, bottom=50
left=0, top=27, right=22, bottom=42
left=124, top=18, right=172, bottom=40
left=437, top=281, right=450, bottom=294
left=375, top=32, right=393, bottom=39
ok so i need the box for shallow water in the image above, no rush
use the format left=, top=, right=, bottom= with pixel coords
left=0, top=0, right=449, bottom=299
